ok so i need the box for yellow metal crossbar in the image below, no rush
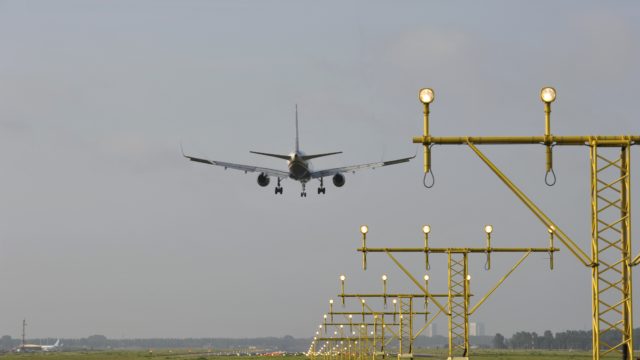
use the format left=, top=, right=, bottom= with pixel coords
left=412, top=135, right=640, bottom=145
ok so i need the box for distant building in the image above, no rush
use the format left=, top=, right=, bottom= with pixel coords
left=426, top=324, right=438, bottom=337
left=469, top=322, right=485, bottom=336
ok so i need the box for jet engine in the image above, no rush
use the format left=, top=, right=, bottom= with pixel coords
left=332, top=173, right=345, bottom=187
left=257, top=173, right=270, bottom=187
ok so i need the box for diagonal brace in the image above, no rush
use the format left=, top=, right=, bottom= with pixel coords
left=467, top=141, right=593, bottom=267
left=385, top=250, right=450, bottom=315
left=468, top=251, right=531, bottom=315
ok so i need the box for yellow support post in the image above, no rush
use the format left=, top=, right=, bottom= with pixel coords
left=591, top=143, right=633, bottom=359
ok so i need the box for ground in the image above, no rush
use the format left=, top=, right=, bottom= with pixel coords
left=0, top=350, right=634, bottom=359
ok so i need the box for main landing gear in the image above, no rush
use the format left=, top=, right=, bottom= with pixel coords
left=275, top=178, right=283, bottom=195
left=300, top=183, right=307, bottom=197
left=317, top=177, right=326, bottom=194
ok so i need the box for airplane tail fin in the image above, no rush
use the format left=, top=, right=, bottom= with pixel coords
left=301, top=152, right=343, bottom=161
left=295, top=104, right=300, bottom=153
left=54, top=340, right=60, bottom=346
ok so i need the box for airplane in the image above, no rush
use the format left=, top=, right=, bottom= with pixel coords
left=42, top=339, right=62, bottom=352
left=16, top=339, right=62, bottom=353
left=182, top=106, right=414, bottom=197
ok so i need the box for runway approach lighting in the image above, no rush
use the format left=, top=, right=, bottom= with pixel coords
left=423, top=225, right=431, bottom=269
left=485, top=225, right=493, bottom=269
left=329, top=299, right=334, bottom=322
left=382, top=274, right=388, bottom=306
left=418, top=88, right=434, bottom=105
left=418, top=89, right=435, bottom=182
left=540, top=87, right=556, bottom=103
left=541, top=87, right=557, bottom=185
left=360, top=226, right=368, bottom=270
left=340, top=275, right=346, bottom=305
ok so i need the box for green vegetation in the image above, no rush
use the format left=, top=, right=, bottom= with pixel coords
left=1, top=351, right=263, bottom=359
left=0, top=351, right=634, bottom=360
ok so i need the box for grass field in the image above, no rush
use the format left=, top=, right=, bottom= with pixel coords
left=0, top=350, right=634, bottom=360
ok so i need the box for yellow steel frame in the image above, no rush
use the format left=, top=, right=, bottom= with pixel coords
left=338, top=293, right=434, bottom=359
left=412, top=106, right=639, bottom=360
left=358, top=242, right=555, bottom=359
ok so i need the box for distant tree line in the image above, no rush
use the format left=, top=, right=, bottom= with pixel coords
left=0, top=334, right=307, bottom=352
left=493, top=329, right=640, bottom=350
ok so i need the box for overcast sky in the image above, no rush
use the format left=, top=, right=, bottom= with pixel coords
left=1, top=1, right=640, bottom=340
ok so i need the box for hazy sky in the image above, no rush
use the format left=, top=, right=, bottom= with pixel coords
left=1, top=1, right=640, bottom=339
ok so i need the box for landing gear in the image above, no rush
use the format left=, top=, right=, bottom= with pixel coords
left=301, top=183, right=307, bottom=197
left=318, top=177, right=326, bottom=194
left=275, top=178, right=283, bottom=195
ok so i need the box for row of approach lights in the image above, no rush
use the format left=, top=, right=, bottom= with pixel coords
left=358, top=224, right=492, bottom=235
left=356, top=224, right=481, bottom=280
left=359, top=223, right=555, bottom=273
left=417, top=87, right=556, bottom=105
left=417, top=86, right=558, bottom=187
left=313, top=224, right=503, bottom=351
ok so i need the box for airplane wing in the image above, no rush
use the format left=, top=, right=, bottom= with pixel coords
left=183, top=153, right=290, bottom=179
left=310, top=155, right=415, bottom=179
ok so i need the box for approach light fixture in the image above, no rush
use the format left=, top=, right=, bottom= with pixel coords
left=382, top=274, right=387, bottom=281
left=422, top=225, right=431, bottom=234
left=484, top=225, right=493, bottom=234
left=418, top=88, right=435, bottom=105
left=360, top=225, right=369, bottom=235
left=466, top=274, right=471, bottom=281
left=540, top=87, right=556, bottom=103
left=424, top=274, right=429, bottom=281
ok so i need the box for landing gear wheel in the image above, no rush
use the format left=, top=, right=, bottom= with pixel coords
left=275, top=187, right=283, bottom=195
left=300, top=192, right=307, bottom=197
left=318, top=187, right=326, bottom=194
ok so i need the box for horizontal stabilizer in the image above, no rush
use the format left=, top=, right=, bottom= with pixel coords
left=250, top=151, right=291, bottom=160
left=301, top=151, right=342, bottom=161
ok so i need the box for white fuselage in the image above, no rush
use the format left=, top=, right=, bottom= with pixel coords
left=287, top=151, right=313, bottom=183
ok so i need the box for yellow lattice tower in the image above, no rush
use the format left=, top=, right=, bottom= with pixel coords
left=448, top=253, right=468, bottom=358
left=591, top=144, right=633, bottom=358
left=398, top=297, right=413, bottom=357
